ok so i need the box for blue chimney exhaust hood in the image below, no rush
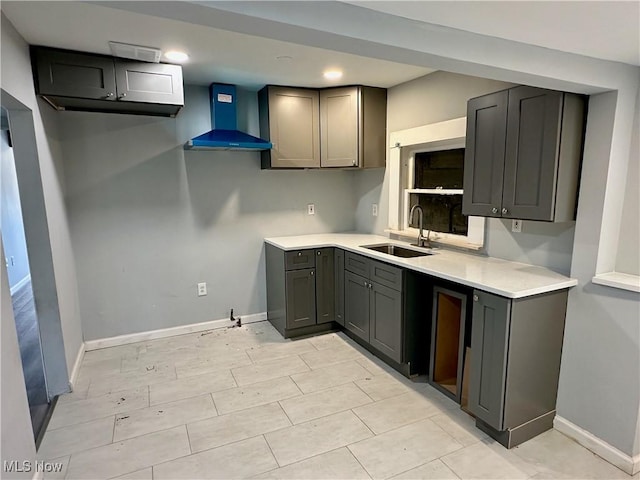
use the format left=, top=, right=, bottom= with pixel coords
left=185, top=84, right=272, bottom=151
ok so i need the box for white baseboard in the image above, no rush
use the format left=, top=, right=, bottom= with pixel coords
left=10, top=274, right=31, bottom=296
left=84, top=312, right=268, bottom=351
left=554, top=415, right=640, bottom=475
left=68, top=341, right=85, bottom=391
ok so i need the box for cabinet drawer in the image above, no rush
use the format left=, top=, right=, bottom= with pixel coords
left=285, top=250, right=315, bottom=270
left=344, top=252, right=370, bottom=277
left=370, top=260, right=403, bottom=291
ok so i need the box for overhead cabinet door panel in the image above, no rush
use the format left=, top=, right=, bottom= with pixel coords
left=502, top=87, right=563, bottom=221
left=35, top=49, right=117, bottom=100
left=462, top=90, right=508, bottom=217
left=115, top=61, right=184, bottom=105
left=320, top=87, right=359, bottom=167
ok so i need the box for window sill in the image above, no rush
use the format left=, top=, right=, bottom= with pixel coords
left=592, top=272, right=640, bottom=293
left=385, top=228, right=484, bottom=253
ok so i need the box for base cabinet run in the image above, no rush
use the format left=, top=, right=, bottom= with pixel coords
left=266, top=244, right=336, bottom=338
left=469, top=289, right=568, bottom=448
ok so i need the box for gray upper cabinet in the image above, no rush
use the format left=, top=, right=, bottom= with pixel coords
left=114, top=60, right=184, bottom=106
left=259, top=86, right=320, bottom=169
left=463, top=86, right=585, bottom=222
left=320, top=86, right=387, bottom=168
left=469, top=289, right=568, bottom=447
left=260, top=85, right=386, bottom=169
left=31, top=46, right=183, bottom=117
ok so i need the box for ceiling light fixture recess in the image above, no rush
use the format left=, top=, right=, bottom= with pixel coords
left=323, top=70, right=343, bottom=80
left=165, top=50, right=189, bottom=63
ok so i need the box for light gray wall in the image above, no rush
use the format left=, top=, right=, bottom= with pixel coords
left=354, top=70, right=576, bottom=274
left=557, top=91, right=640, bottom=457
left=1, top=13, right=83, bottom=381
left=1, top=131, right=31, bottom=288
left=60, top=85, right=356, bottom=340
left=0, top=239, right=36, bottom=479
left=615, top=91, right=639, bottom=276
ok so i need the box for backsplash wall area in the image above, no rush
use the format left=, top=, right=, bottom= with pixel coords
left=59, top=86, right=357, bottom=340
left=355, top=71, right=576, bottom=275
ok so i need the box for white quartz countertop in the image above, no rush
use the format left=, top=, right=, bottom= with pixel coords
left=264, top=233, right=577, bottom=299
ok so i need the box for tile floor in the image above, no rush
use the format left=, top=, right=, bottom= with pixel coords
left=38, top=321, right=635, bottom=480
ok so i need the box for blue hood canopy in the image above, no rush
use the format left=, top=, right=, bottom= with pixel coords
left=185, top=84, right=272, bottom=151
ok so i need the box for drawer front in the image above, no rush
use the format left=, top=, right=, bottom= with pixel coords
left=370, top=260, right=403, bottom=291
left=344, top=252, right=370, bottom=277
left=285, top=250, right=315, bottom=270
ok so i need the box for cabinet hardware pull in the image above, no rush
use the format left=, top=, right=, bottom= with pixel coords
left=363, top=281, right=367, bottom=286
left=297, top=252, right=302, bottom=256
left=310, top=271, right=314, bottom=276
left=492, top=207, right=498, bottom=214
left=106, top=92, right=114, bottom=98
left=119, top=93, right=127, bottom=99
left=473, top=294, right=479, bottom=302
left=502, top=207, right=508, bottom=215
left=317, top=251, right=321, bottom=256
left=368, top=283, right=373, bottom=289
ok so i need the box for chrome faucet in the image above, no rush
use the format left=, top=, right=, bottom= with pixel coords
left=409, top=204, right=431, bottom=248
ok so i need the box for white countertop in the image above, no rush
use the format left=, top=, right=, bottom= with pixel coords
left=265, top=233, right=577, bottom=299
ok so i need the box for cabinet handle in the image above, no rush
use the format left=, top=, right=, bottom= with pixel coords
left=317, top=251, right=321, bottom=256
left=352, top=160, right=357, bottom=167
left=368, top=283, right=373, bottom=289
left=491, top=207, right=498, bottom=214
left=297, top=252, right=302, bottom=257
left=106, top=92, right=114, bottom=98
left=363, top=281, right=368, bottom=287
left=310, top=271, right=314, bottom=276
left=502, top=208, right=508, bottom=215
left=119, top=93, right=127, bottom=99
left=473, top=294, right=479, bottom=302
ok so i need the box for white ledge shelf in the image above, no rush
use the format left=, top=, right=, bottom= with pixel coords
left=592, top=272, right=640, bottom=293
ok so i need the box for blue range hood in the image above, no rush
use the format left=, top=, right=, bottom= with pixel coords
left=185, top=84, right=272, bottom=151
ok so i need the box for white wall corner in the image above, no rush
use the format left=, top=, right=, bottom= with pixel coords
left=68, top=341, right=85, bottom=391
left=554, top=415, right=639, bottom=475
left=83, top=312, right=268, bottom=351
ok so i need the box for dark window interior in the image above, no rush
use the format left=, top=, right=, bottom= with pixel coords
left=414, top=148, right=465, bottom=189
left=409, top=193, right=468, bottom=235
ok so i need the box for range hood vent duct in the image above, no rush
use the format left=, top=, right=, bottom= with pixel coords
left=185, top=84, right=272, bottom=151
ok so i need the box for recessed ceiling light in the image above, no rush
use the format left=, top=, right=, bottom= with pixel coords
left=323, top=70, right=343, bottom=80
left=165, top=50, right=189, bottom=63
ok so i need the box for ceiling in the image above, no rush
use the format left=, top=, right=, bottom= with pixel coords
left=1, top=0, right=638, bottom=94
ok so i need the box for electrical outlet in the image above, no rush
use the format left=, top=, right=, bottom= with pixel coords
left=512, top=219, right=522, bottom=233
left=197, top=282, right=207, bottom=296
left=372, top=203, right=378, bottom=217
left=307, top=204, right=315, bottom=215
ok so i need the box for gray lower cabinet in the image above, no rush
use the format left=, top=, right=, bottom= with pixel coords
left=285, top=268, right=316, bottom=329
left=344, top=253, right=404, bottom=364
left=334, top=249, right=345, bottom=326
left=265, top=244, right=336, bottom=337
left=31, top=46, right=183, bottom=117
left=463, top=86, right=585, bottom=221
left=469, top=289, right=568, bottom=448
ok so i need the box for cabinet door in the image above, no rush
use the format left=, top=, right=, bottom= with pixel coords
left=469, top=290, right=511, bottom=430
left=315, top=249, right=335, bottom=324
left=370, top=282, right=403, bottom=363
left=502, top=87, right=563, bottom=221
left=285, top=268, right=316, bottom=329
left=334, top=249, right=345, bottom=326
left=267, top=87, right=320, bottom=168
left=320, top=87, right=359, bottom=167
left=34, top=48, right=117, bottom=100
left=462, top=90, right=508, bottom=217
left=344, top=271, right=370, bottom=342
left=115, top=60, right=184, bottom=105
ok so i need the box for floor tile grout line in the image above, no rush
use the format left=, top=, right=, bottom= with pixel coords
left=261, top=433, right=283, bottom=468
left=345, top=444, right=375, bottom=480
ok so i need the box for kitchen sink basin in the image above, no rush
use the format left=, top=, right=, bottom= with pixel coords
left=362, top=244, right=434, bottom=258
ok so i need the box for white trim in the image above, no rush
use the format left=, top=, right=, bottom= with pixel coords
left=592, top=272, right=640, bottom=293
left=68, top=342, right=85, bottom=390
left=554, top=415, right=640, bottom=475
left=10, top=274, right=31, bottom=296
left=84, top=312, right=268, bottom=351
left=389, top=117, right=466, bottom=149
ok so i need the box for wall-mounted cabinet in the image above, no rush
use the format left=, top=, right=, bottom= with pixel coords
left=259, top=85, right=386, bottom=169
left=31, top=46, right=184, bottom=117
left=462, top=86, right=585, bottom=221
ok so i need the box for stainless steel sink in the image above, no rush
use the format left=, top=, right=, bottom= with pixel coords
left=362, top=244, right=434, bottom=258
